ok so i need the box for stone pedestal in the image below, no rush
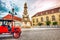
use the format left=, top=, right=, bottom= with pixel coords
left=21, top=22, right=31, bottom=28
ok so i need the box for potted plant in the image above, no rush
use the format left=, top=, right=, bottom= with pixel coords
left=52, top=21, right=58, bottom=25
left=52, top=21, right=58, bottom=28
left=46, top=21, right=51, bottom=25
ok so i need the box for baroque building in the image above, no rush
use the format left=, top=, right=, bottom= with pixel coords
left=32, top=7, right=60, bottom=26
left=22, top=3, right=31, bottom=28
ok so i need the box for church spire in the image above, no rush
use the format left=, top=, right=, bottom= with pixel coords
left=24, top=2, right=28, bottom=15
left=24, top=2, right=27, bottom=8
left=22, top=3, right=31, bottom=28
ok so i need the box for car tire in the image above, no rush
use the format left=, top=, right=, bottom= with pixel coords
left=13, top=32, right=20, bottom=38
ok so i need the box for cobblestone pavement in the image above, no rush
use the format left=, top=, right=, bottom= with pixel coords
left=0, top=28, right=60, bottom=40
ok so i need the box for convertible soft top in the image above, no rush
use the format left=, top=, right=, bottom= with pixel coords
left=0, top=19, right=13, bottom=22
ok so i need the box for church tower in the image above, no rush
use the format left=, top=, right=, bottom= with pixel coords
left=22, top=3, right=31, bottom=28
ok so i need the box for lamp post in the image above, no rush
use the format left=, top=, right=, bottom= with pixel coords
left=9, top=8, right=17, bottom=26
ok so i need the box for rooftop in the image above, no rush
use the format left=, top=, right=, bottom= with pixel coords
left=32, top=7, right=60, bottom=17
left=3, top=14, right=22, bottom=21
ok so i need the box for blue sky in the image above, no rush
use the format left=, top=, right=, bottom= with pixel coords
left=0, top=0, right=60, bottom=19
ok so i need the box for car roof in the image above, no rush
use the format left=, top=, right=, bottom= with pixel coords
left=0, top=19, right=13, bottom=22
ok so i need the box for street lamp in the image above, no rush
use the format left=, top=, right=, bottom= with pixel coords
left=9, top=8, right=17, bottom=26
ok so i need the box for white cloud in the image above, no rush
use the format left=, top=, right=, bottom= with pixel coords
left=0, top=12, right=8, bottom=18
left=28, top=0, right=60, bottom=19
left=1, top=0, right=60, bottom=20
left=1, top=0, right=26, bottom=18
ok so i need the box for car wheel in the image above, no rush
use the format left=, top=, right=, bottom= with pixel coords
left=13, top=32, right=20, bottom=38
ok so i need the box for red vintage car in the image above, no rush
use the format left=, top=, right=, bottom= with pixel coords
left=0, top=19, right=21, bottom=38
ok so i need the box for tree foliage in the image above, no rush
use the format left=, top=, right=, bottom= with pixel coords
left=38, top=22, right=43, bottom=26
left=52, top=21, right=58, bottom=25
left=46, top=21, right=51, bottom=25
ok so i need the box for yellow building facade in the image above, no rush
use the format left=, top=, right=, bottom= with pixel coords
left=32, top=7, right=60, bottom=26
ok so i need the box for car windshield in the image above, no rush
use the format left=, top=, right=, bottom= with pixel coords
left=0, top=20, right=12, bottom=26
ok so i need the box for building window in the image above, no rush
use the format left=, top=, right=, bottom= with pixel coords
left=59, top=9, right=60, bottom=12
left=41, top=17, right=43, bottom=22
left=46, top=16, right=49, bottom=21
left=52, top=15, right=55, bottom=21
left=52, top=10, right=54, bottom=13
left=36, top=15, right=38, bottom=16
left=33, top=24, right=35, bottom=26
left=36, top=18, right=38, bottom=22
left=33, top=19, right=35, bottom=23
left=46, top=12, right=48, bottom=14
left=59, top=15, right=60, bottom=21
left=41, top=13, right=42, bottom=15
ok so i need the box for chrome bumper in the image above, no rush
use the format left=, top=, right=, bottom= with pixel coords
left=0, top=33, right=13, bottom=37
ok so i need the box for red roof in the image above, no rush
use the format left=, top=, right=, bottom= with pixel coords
left=32, top=7, right=60, bottom=17
left=3, top=14, right=22, bottom=21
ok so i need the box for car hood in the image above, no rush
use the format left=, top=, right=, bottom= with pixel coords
left=0, top=26, right=9, bottom=33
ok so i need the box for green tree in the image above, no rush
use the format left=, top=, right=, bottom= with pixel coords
left=52, top=21, right=58, bottom=25
left=46, top=21, right=51, bottom=25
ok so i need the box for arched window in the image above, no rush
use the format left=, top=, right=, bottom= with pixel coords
left=41, top=17, right=43, bottom=22
left=33, top=24, right=35, bottom=26
left=46, top=16, right=49, bottom=21
left=59, top=15, right=60, bottom=21
left=52, top=15, right=55, bottom=21
left=36, top=18, right=38, bottom=22
left=59, top=15, right=60, bottom=17
left=33, top=19, right=35, bottom=23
